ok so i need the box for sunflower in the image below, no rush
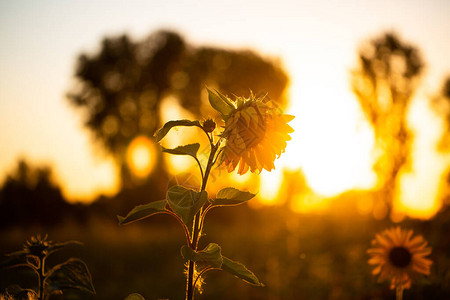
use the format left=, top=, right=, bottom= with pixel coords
left=23, top=234, right=51, bottom=259
left=219, top=94, right=294, bottom=175
left=367, top=227, right=432, bottom=291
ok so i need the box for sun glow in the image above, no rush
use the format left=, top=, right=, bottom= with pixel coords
left=126, top=136, right=157, bottom=178
left=396, top=98, right=449, bottom=219
left=276, top=68, right=377, bottom=198
left=259, top=168, right=283, bottom=204
left=156, top=81, right=445, bottom=220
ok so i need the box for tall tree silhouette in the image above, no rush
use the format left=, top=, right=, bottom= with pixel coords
left=68, top=29, right=288, bottom=188
left=351, top=32, right=424, bottom=216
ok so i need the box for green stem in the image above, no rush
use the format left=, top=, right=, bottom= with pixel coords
left=186, top=142, right=218, bottom=300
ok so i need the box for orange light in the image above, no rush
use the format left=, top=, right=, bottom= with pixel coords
left=126, top=136, right=157, bottom=178
left=290, top=192, right=329, bottom=214
left=229, top=170, right=252, bottom=184
left=258, top=168, right=283, bottom=204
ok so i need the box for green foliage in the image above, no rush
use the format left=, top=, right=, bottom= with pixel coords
left=118, top=200, right=167, bottom=225
left=207, top=88, right=234, bottom=120
left=167, top=186, right=207, bottom=225
left=181, top=244, right=263, bottom=286
left=181, top=243, right=223, bottom=269
left=120, top=88, right=264, bottom=299
left=162, top=143, right=201, bottom=158
left=221, top=257, right=264, bottom=286
left=211, top=187, right=256, bottom=207
left=46, top=258, right=95, bottom=294
left=154, top=120, right=202, bottom=142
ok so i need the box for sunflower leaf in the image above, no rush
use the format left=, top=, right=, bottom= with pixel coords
left=48, top=241, right=83, bottom=256
left=167, top=186, right=207, bottom=225
left=118, top=200, right=167, bottom=225
left=180, top=243, right=223, bottom=269
left=221, top=256, right=264, bottom=286
left=161, top=143, right=200, bottom=158
left=207, top=88, right=234, bottom=120
left=125, top=293, right=146, bottom=300
left=154, top=120, right=202, bottom=142
left=0, top=252, right=29, bottom=270
left=5, top=285, right=38, bottom=299
left=46, top=258, right=95, bottom=294
left=210, top=187, right=256, bottom=206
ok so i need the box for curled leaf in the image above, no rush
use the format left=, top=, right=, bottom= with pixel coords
left=162, top=143, right=200, bottom=158
left=154, top=120, right=202, bottom=142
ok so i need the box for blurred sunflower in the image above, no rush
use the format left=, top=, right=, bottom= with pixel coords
left=23, top=234, right=51, bottom=258
left=219, top=93, right=294, bottom=175
left=367, top=227, right=432, bottom=291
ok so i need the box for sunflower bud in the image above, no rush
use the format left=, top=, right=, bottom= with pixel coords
left=202, top=119, right=216, bottom=133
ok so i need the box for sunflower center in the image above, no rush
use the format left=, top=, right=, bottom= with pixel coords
left=389, top=246, right=412, bottom=268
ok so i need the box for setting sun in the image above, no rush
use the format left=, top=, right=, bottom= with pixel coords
left=126, top=136, right=157, bottom=178
left=276, top=70, right=377, bottom=197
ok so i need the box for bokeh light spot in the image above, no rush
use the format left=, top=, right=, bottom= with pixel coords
left=126, top=136, right=157, bottom=178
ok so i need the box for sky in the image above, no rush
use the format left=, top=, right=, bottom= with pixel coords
left=0, top=0, right=449, bottom=213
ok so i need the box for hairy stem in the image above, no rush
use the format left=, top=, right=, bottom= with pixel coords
left=186, top=142, right=218, bottom=300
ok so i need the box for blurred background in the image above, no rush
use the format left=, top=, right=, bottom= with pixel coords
left=1, top=0, right=449, bottom=299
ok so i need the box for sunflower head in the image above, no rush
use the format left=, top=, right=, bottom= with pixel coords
left=367, top=227, right=433, bottom=290
left=208, top=89, right=294, bottom=175
left=23, top=234, right=51, bottom=259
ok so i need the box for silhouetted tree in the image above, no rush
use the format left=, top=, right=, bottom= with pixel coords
left=351, top=32, right=424, bottom=216
left=0, top=159, right=76, bottom=228
left=68, top=29, right=288, bottom=189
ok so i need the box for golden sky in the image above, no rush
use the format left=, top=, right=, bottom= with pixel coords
left=0, top=0, right=449, bottom=217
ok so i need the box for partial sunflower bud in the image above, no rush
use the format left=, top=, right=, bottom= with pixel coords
left=202, top=119, right=216, bottom=133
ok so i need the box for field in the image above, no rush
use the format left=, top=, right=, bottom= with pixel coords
left=1, top=205, right=449, bottom=300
